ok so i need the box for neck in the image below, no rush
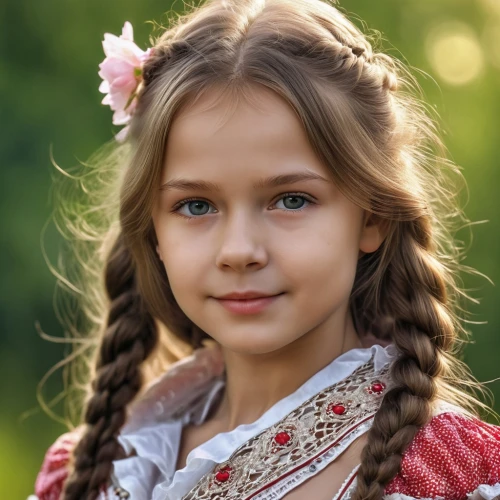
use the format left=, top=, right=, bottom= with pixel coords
left=210, top=309, right=363, bottom=432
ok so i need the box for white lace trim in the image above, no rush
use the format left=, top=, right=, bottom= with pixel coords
left=381, top=488, right=500, bottom=500
left=468, top=483, right=500, bottom=500
left=332, top=464, right=360, bottom=500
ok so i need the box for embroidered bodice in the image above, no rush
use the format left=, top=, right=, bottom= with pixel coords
left=30, top=344, right=500, bottom=500
left=181, top=358, right=389, bottom=500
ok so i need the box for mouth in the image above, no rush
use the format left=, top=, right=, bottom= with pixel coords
left=213, top=292, right=285, bottom=315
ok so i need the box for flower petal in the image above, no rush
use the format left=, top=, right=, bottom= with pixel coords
left=102, top=34, right=145, bottom=67
left=98, top=79, right=110, bottom=94
left=107, top=78, right=138, bottom=111
left=115, top=125, right=131, bottom=143
left=101, top=94, right=112, bottom=105
left=98, top=56, right=136, bottom=84
left=139, top=47, right=154, bottom=64
left=112, top=109, right=132, bottom=126
left=121, top=21, right=134, bottom=42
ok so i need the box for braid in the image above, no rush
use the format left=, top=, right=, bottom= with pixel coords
left=63, top=233, right=159, bottom=500
left=352, top=218, right=451, bottom=500
left=291, top=26, right=399, bottom=97
left=339, top=44, right=398, bottom=92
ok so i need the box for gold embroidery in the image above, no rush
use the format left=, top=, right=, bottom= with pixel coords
left=181, top=358, right=390, bottom=500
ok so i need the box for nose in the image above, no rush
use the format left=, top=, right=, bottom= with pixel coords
left=215, top=210, right=268, bottom=272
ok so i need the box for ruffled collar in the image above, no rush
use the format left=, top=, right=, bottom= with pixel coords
left=112, top=343, right=398, bottom=500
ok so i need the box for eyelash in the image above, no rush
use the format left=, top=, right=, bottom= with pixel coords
left=171, top=192, right=316, bottom=220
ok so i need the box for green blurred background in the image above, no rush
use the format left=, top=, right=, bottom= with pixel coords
left=2, top=0, right=499, bottom=497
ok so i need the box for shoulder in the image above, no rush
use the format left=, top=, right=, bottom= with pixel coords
left=31, top=420, right=183, bottom=500
left=32, top=427, right=83, bottom=500
left=385, top=411, right=500, bottom=499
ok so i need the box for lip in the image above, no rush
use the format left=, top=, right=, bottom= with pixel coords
left=214, top=292, right=284, bottom=315
left=216, top=290, right=280, bottom=300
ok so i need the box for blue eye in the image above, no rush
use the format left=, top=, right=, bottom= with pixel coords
left=275, top=195, right=309, bottom=210
left=176, top=200, right=215, bottom=217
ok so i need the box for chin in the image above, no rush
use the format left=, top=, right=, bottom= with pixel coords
left=213, top=331, right=296, bottom=356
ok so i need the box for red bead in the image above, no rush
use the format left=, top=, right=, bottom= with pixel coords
left=215, top=471, right=230, bottom=482
left=329, top=403, right=346, bottom=415
left=371, top=383, right=385, bottom=393
left=215, top=465, right=232, bottom=483
left=274, top=431, right=291, bottom=445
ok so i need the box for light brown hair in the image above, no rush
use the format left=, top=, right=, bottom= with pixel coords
left=47, top=0, right=490, bottom=498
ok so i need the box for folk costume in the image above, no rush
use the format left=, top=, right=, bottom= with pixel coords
left=30, top=342, right=500, bottom=500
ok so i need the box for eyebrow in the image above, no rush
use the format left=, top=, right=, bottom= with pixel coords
left=159, top=171, right=331, bottom=192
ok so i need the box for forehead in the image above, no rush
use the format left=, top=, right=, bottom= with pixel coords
left=170, top=83, right=302, bottom=137
left=163, top=84, right=322, bottom=175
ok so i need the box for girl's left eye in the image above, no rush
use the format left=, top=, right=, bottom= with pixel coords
left=274, top=194, right=312, bottom=211
left=172, top=193, right=315, bottom=218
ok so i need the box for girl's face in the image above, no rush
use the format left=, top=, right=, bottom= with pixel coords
left=152, top=84, right=384, bottom=355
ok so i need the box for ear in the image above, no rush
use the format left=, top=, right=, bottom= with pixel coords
left=358, top=211, right=389, bottom=258
left=156, top=244, right=163, bottom=262
left=151, top=226, right=164, bottom=262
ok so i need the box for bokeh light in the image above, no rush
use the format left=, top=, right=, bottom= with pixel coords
left=425, top=21, right=485, bottom=86
left=477, top=0, right=500, bottom=17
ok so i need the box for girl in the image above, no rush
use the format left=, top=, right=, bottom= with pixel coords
left=31, top=0, right=500, bottom=499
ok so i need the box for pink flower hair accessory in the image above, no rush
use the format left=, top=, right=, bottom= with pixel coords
left=98, top=21, right=154, bottom=142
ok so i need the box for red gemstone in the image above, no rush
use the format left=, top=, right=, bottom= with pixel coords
left=371, top=383, right=385, bottom=393
left=329, top=403, right=346, bottom=415
left=215, top=465, right=232, bottom=483
left=274, top=431, right=291, bottom=445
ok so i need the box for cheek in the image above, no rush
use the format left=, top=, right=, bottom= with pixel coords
left=155, top=223, right=209, bottom=305
left=276, top=209, right=361, bottom=302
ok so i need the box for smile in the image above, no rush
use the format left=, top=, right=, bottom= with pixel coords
left=214, top=293, right=284, bottom=315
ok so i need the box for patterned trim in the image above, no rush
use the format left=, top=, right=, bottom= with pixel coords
left=250, top=416, right=374, bottom=500
left=181, top=358, right=389, bottom=499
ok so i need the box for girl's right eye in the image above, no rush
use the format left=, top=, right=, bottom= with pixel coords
left=172, top=199, right=217, bottom=219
